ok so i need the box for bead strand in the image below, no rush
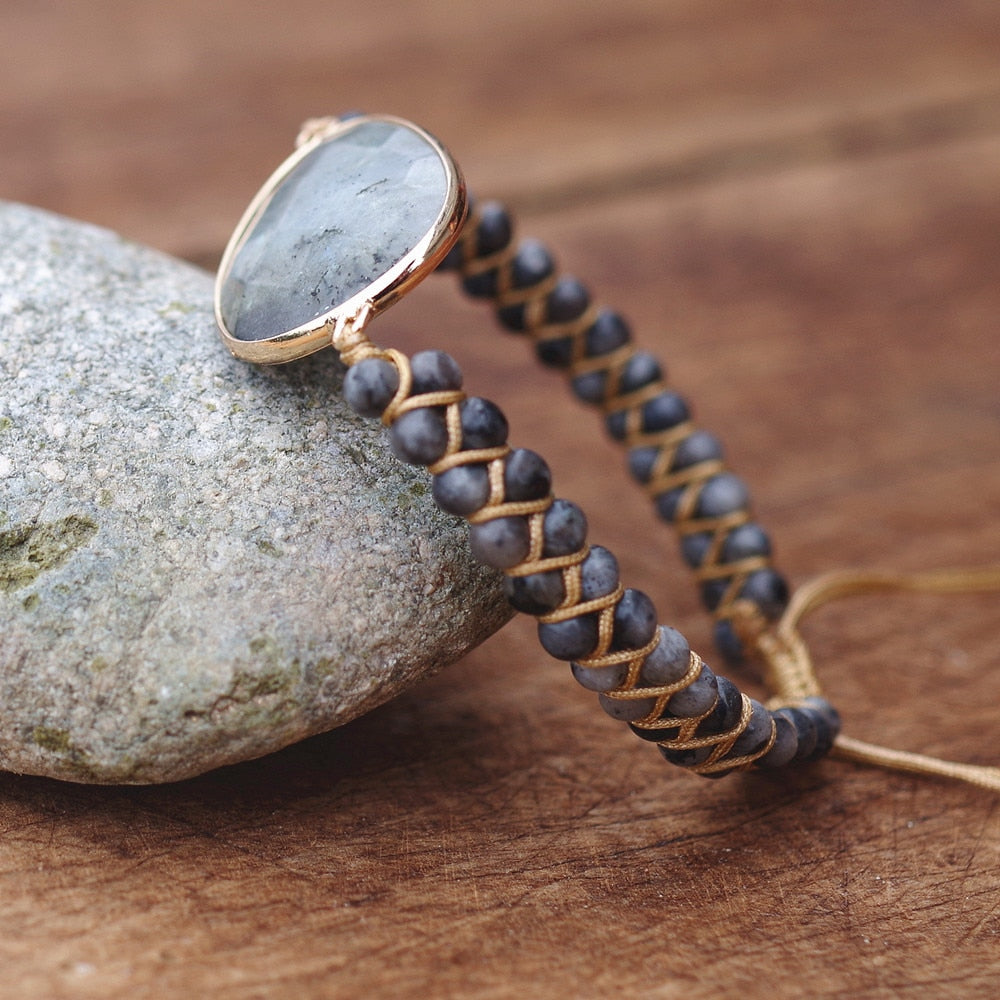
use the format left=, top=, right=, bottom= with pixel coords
left=438, top=200, right=790, bottom=663
left=342, top=344, right=841, bottom=778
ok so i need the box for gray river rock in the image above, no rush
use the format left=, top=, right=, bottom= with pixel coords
left=0, top=201, right=511, bottom=783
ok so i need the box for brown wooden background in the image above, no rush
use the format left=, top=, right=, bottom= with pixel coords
left=3, top=2, right=1000, bottom=997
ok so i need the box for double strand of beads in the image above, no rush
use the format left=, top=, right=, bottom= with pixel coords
left=338, top=202, right=841, bottom=776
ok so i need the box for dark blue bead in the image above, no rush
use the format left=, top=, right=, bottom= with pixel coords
left=599, top=691, right=659, bottom=722
left=468, top=516, right=531, bottom=569
left=628, top=446, right=659, bottom=483
left=410, top=350, right=462, bottom=394
left=432, top=464, right=490, bottom=516
left=654, top=487, right=685, bottom=521
left=571, top=371, right=606, bottom=404
left=667, top=663, right=718, bottom=717
left=476, top=202, right=513, bottom=256
left=579, top=546, right=619, bottom=600
left=695, top=473, right=750, bottom=518
left=538, top=614, right=599, bottom=660
left=503, top=448, right=551, bottom=501
left=388, top=408, right=449, bottom=466
left=739, top=568, right=789, bottom=619
left=641, top=391, right=689, bottom=433
left=721, top=522, right=772, bottom=563
left=342, top=357, right=399, bottom=418
left=460, top=397, right=508, bottom=449
left=801, top=697, right=841, bottom=759
left=497, top=303, right=526, bottom=331
left=700, top=577, right=731, bottom=612
left=542, top=499, right=587, bottom=557
left=727, top=699, right=773, bottom=758
left=584, top=310, right=630, bottom=357
left=612, top=588, right=658, bottom=650
left=503, top=570, right=565, bottom=615
left=672, top=430, right=723, bottom=470
left=571, top=660, right=629, bottom=693
left=510, top=239, right=554, bottom=289
left=605, top=410, right=627, bottom=440
left=535, top=336, right=574, bottom=368
left=680, top=531, right=713, bottom=568
left=638, top=626, right=690, bottom=687
left=757, top=714, right=799, bottom=768
left=546, top=276, right=589, bottom=322
left=775, top=707, right=818, bottom=761
left=695, top=675, right=743, bottom=736
left=618, top=352, right=661, bottom=393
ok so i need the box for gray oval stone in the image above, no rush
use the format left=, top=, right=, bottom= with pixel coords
left=0, top=201, right=512, bottom=784
left=219, top=118, right=450, bottom=343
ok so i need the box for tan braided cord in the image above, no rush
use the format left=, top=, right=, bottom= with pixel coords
left=740, top=566, right=1000, bottom=792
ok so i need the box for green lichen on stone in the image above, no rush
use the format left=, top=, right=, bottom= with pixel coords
left=91, top=656, right=110, bottom=673
left=256, top=539, right=282, bottom=558
left=0, top=417, right=11, bottom=434
left=21, top=593, right=39, bottom=611
left=98, top=489, right=114, bottom=508
left=33, top=726, right=73, bottom=753
left=0, top=514, right=98, bottom=592
left=156, top=299, right=197, bottom=317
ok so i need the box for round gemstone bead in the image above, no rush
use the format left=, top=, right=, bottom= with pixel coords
left=542, top=499, right=587, bottom=557
left=739, top=568, right=789, bottom=619
left=571, top=661, right=629, bottom=693
left=571, top=371, right=607, bottom=404
left=388, top=408, right=449, bottom=465
left=409, top=349, right=462, bottom=394
left=627, top=446, right=659, bottom=484
left=503, top=570, right=565, bottom=615
left=476, top=202, right=513, bottom=256
left=727, top=699, right=773, bottom=758
left=546, top=276, right=589, bottom=323
left=538, top=614, right=599, bottom=661
left=584, top=310, right=631, bottom=357
left=432, top=464, right=490, bottom=516
left=639, top=627, right=691, bottom=687
left=468, top=516, right=531, bottom=569
left=503, top=448, right=551, bottom=501
left=721, top=522, right=772, bottom=563
left=460, top=396, right=508, bottom=449
left=618, top=352, right=661, bottom=393
left=695, top=473, right=750, bottom=518
left=343, top=357, right=399, bottom=417
left=673, top=430, right=723, bottom=470
left=579, top=546, right=620, bottom=600
left=695, top=675, right=743, bottom=736
left=612, top=588, right=657, bottom=650
left=666, top=663, right=718, bottom=718
left=641, top=391, right=689, bottom=433
left=598, top=692, right=658, bottom=722
left=757, top=713, right=799, bottom=768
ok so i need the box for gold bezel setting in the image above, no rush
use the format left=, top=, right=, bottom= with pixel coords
left=214, top=114, right=467, bottom=365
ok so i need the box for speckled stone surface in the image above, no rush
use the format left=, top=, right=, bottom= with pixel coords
left=0, top=201, right=511, bottom=784
left=219, top=119, right=448, bottom=342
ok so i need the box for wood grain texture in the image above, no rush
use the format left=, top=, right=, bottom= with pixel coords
left=1, top=2, right=999, bottom=997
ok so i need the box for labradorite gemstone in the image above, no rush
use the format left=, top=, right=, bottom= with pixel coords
left=220, top=120, right=448, bottom=342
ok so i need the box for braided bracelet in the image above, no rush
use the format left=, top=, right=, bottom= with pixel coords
left=215, top=113, right=1000, bottom=787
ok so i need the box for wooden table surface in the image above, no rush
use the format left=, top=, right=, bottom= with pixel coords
left=3, top=3, right=1000, bottom=997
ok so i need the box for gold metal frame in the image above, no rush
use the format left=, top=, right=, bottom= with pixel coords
left=214, top=114, right=467, bottom=365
